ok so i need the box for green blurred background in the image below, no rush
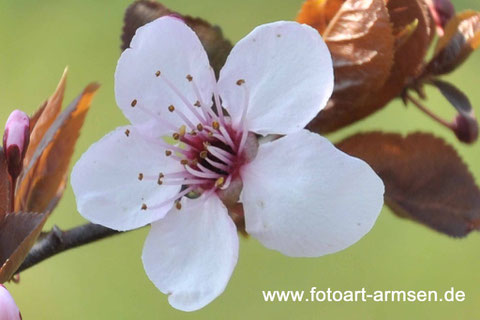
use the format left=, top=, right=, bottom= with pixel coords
left=1, top=0, right=479, bottom=318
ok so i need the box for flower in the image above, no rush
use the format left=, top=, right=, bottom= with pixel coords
left=3, top=110, right=30, bottom=181
left=0, top=285, right=21, bottom=320
left=71, top=17, right=384, bottom=311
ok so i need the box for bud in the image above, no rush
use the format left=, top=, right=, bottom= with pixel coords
left=452, top=114, right=478, bottom=144
left=426, top=0, right=455, bottom=36
left=2, top=110, right=30, bottom=180
left=0, top=285, right=22, bottom=320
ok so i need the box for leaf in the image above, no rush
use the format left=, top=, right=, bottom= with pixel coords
left=431, top=79, right=478, bottom=143
left=0, top=149, right=11, bottom=220
left=296, top=0, right=344, bottom=35
left=306, top=0, right=395, bottom=133
left=337, top=132, right=480, bottom=237
left=426, top=11, right=480, bottom=75
left=24, top=68, right=67, bottom=167
left=121, top=0, right=173, bottom=51
left=15, top=83, right=100, bottom=213
left=121, top=0, right=233, bottom=76
left=0, top=212, right=48, bottom=283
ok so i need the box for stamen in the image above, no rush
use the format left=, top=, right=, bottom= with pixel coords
left=196, top=162, right=222, bottom=176
left=206, top=146, right=234, bottom=165
left=185, top=165, right=222, bottom=179
left=210, top=67, right=225, bottom=125
left=168, top=104, right=196, bottom=131
left=218, top=126, right=236, bottom=150
left=190, top=79, right=217, bottom=122
left=148, top=186, right=195, bottom=211
left=124, top=129, right=130, bottom=137
left=138, top=173, right=144, bottom=181
left=175, top=201, right=182, bottom=210
left=131, top=99, right=137, bottom=107
left=205, top=157, right=230, bottom=172
left=141, top=203, right=147, bottom=210
left=158, top=73, right=207, bottom=124
left=220, top=174, right=232, bottom=190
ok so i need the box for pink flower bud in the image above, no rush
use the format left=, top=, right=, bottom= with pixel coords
left=0, top=285, right=22, bottom=320
left=426, top=0, right=455, bottom=36
left=2, top=110, right=30, bottom=180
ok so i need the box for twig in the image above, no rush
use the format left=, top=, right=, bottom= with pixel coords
left=16, top=223, right=120, bottom=273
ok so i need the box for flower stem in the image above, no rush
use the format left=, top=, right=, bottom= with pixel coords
left=16, top=223, right=121, bottom=274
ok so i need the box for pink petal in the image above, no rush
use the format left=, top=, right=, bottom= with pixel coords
left=142, top=195, right=238, bottom=311
left=240, top=130, right=384, bottom=257
left=115, top=17, right=214, bottom=134
left=71, top=125, right=182, bottom=231
left=218, top=21, right=333, bottom=135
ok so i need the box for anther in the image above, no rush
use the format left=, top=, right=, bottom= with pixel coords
left=165, top=150, right=172, bottom=156
left=141, top=203, right=148, bottom=210
left=172, top=133, right=180, bottom=140
left=196, top=123, right=204, bottom=131
left=186, top=74, right=193, bottom=82
left=168, top=105, right=175, bottom=112
left=155, top=70, right=161, bottom=77
left=212, top=121, right=220, bottom=130
left=236, top=79, right=245, bottom=86
left=124, top=129, right=130, bottom=137
left=189, top=130, right=197, bottom=136
left=175, top=201, right=182, bottom=210
left=180, top=159, right=189, bottom=165
left=138, top=173, right=144, bottom=181
left=131, top=99, right=137, bottom=107
left=191, top=158, right=198, bottom=166
left=194, top=100, right=201, bottom=107
left=215, top=177, right=225, bottom=188
left=179, top=125, right=186, bottom=136
left=200, top=150, right=208, bottom=159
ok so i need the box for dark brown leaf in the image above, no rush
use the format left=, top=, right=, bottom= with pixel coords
left=426, top=11, right=480, bottom=75
left=121, top=0, right=232, bottom=76
left=337, top=132, right=480, bottom=237
left=0, top=149, right=11, bottom=220
left=307, top=0, right=395, bottom=133
left=0, top=212, right=48, bottom=283
left=15, top=83, right=99, bottom=213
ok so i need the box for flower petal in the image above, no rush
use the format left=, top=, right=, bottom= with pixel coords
left=142, top=195, right=238, bottom=312
left=218, top=21, right=333, bottom=135
left=115, top=17, right=213, bottom=132
left=240, top=130, right=384, bottom=257
left=71, top=125, right=182, bottom=231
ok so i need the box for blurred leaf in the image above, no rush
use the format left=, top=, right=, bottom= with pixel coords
left=15, top=83, right=100, bottom=213
left=426, top=11, right=480, bottom=75
left=337, top=132, right=480, bottom=237
left=296, top=0, right=344, bottom=35
left=121, top=0, right=232, bottom=76
left=0, top=149, right=11, bottom=220
left=432, top=79, right=478, bottom=143
left=0, top=212, right=47, bottom=283
left=24, top=68, right=67, bottom=168
left=29, top=101, right=47, bottom=135
left=306, top=0, right=395, bottom=133
left=121, top=0, right=172, bottom=51
left=432, top=79, right=473, bottom=116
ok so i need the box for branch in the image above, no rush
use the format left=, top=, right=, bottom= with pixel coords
left=16, top=223, right=121, bottom=273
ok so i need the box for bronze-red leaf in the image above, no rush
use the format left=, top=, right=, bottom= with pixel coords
left=121, top=0, right=232, bottom=76
left=0, top=212, right=48, bottom=283
left=337, top=132, right=480, bottom=237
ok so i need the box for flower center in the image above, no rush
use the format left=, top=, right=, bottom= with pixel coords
left=133, top=69, right=255, bottom=211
